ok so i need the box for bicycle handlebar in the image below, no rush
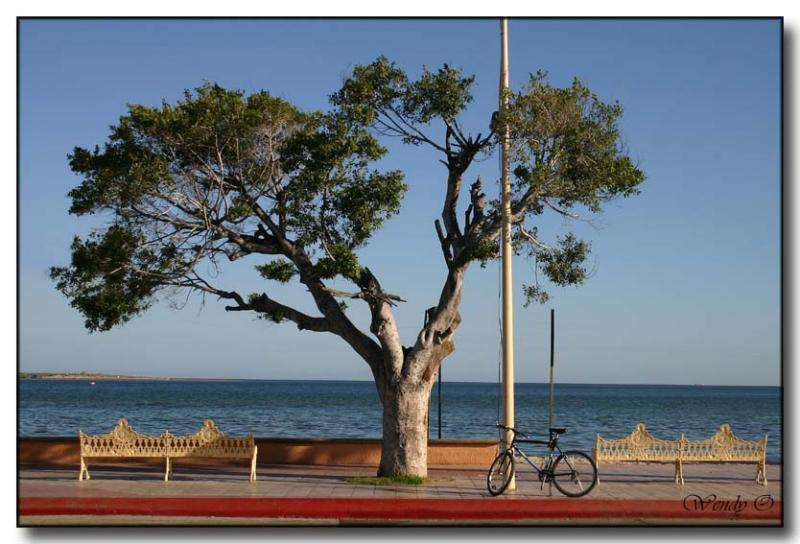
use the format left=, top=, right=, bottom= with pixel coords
left=494, top=423, right=565, bottom=444
left=494, top=422, right=528, bottom=439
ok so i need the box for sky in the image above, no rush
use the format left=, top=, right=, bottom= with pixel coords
left=18, top=18, right=781, bottom=386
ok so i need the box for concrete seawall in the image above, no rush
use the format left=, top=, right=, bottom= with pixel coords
left=19, top=437, right=498, bottom=467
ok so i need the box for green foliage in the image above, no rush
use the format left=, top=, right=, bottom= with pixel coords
left=54, top=62, right=644, bottom=333
left=538, top=234, right=590, bottom=285
left=227, top=196, right=254, bottom=222
left=67, top=84, right=303, bottom=216
left=248, top=293, right=285, bottom=323
left=329, top=57, right=407, bottom=126
left=49, top=225, right=162, bottom=331
left=498, top=71, right=645, bottom=303
left=277, top=112, right=407, bottom=252
left=268, top=309, right=285, bottom=323
left=331, top=56, right=475, bottom=140
left=464, top=234, right=500, bottom=266
left=522, top=285, right=550, bottom=307
left=255, top=259, right=296, bottom=283
left=405, top=65, right=475, bottom=123
left=67, top=132, right=169, bottom=216
left=54, top=82, right=408, bottom=330
left=505, top=72, right=645, bottom=214
left=520, top=234, right=590, bottom=307
left=314, top=244, right=362, bottom=281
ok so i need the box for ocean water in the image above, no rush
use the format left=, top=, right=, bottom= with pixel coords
left=19, top=380, right=781, bottom=463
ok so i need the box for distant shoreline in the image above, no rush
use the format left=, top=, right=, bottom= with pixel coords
left=17, top=372, right=779, bottom=387
left=18, top=372, right=247, bottom=382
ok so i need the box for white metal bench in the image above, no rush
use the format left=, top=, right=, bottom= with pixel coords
left=593, top=423, right=767, bottom=485
left=79, top=418, right=257, bottom=482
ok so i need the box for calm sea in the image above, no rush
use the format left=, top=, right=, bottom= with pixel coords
left=19, top=380, right=782, bottom=463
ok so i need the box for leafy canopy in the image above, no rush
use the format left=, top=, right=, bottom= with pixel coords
left=52, top=83, right=406, bottom=331
left=52, top=60, right=644, bottom=333
left=506, top=71, right=642, bottom=214
left=328, top=59, right=643, bottom=306
left=331, top=56, right=476, bottom=145
left=500, top=71, right=645, bottom=304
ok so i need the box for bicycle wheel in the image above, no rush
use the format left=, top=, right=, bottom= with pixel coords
left=551, top=451, right=597, bottom=498
left=486, top=450, right=515, bottom=496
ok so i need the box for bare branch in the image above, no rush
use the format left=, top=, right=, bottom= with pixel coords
left=434, top=219, right=453, bottom=266
left=321, top=286, right=407, bottom=306
left=543, top=199, right=582, bottom=219
left=517, top=224, right=553, bottom=251
left=226, top=293, right=332, bottom=333
left=383, top=104, right=448, bottom=153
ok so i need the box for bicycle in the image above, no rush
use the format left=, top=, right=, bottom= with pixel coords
left=487, top=423, right=598, bottom=497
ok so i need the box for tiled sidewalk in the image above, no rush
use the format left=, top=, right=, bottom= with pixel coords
left=18, top=462, right=782, bottom=525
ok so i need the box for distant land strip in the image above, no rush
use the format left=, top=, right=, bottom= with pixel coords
left=17, top=372, right=262, bottom=382
left=20, top=372, right=165, bottom=381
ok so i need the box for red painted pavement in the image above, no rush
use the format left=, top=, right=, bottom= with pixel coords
left=20, top=497, right=781, bottom=521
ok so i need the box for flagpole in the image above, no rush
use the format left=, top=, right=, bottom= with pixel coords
left=549, top=308, right=555, bottom=428
left=499, top=17, right=516, bottom=492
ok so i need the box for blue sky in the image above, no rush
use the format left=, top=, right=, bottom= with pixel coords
left=19, top=18, right=781, bottom=385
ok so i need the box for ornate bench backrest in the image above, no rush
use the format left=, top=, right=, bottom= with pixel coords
left=166, top=420, right=255, bottom=459
left=681, top=424, right=767, bottom=462
left=594, top=422, right=768, bottom=486
left=79, top=418, right=168, bottom=458
left=595, top=423, right=680, bottom=462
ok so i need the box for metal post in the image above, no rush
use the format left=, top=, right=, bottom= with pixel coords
left=549, top=308, right=555, bottom=428
left=438, top=367, right=442, bottom=439
left=499, top=17, right=516, bottom=491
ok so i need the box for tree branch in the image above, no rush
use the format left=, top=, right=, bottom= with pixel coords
left=321, top=286, right=406, bottom=306
left=383, top=104, right=448, bottom=153
left=404, top=262, right=467, bottom=382
left=351, top=267, right=406, bottom=381
left=226, top=293, right=332, bottom=332
left=434, top=219, right=453, bottom=266
left=481, top=185, right=543, bottom=243
left=517, top=224, right=553, bottom=250
left=543, top=198, right=582, bottom=219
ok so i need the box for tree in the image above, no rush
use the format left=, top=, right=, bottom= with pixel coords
left=52, top=58, right=645, bottom=477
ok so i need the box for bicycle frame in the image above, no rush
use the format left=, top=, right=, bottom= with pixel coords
left=506, top=438, right=564, bottom=488
left=489, top=424, right=598, bottom=497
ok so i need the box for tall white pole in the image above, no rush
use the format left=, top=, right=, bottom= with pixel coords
left=499, top=17, right=516, bottom=491
left=549, top=308, right=555, bottom=428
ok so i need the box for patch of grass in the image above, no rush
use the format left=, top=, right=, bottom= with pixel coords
left=346, top=475, right=426, bottom=486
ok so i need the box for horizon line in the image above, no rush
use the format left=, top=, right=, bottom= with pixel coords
left=18, top=371, right=780, bottom=388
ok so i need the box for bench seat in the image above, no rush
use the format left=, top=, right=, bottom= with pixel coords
left=79, top=418, right=257, bottom=482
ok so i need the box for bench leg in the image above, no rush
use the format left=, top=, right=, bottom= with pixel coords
left=757, top=461, right=767, bottom=486
left=79, top=457, right=90, bottom=481
left=674, top=459, right=684, bottom=485
left=165, top=457, right=171, bottom=482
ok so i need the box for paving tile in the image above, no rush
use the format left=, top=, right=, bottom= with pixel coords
left=19, top=461, right=781, bottom=507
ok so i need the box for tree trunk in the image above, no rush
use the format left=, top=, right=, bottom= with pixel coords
left=372, top=263, right=464, bottom=478
left=377, top=378, right=436, bottom=477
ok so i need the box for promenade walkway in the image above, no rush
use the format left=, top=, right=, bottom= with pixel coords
left=19, top=462, right=782, bottom=526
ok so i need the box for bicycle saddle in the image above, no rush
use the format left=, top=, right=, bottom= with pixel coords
left=549, top=427, right=567, bottom=434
